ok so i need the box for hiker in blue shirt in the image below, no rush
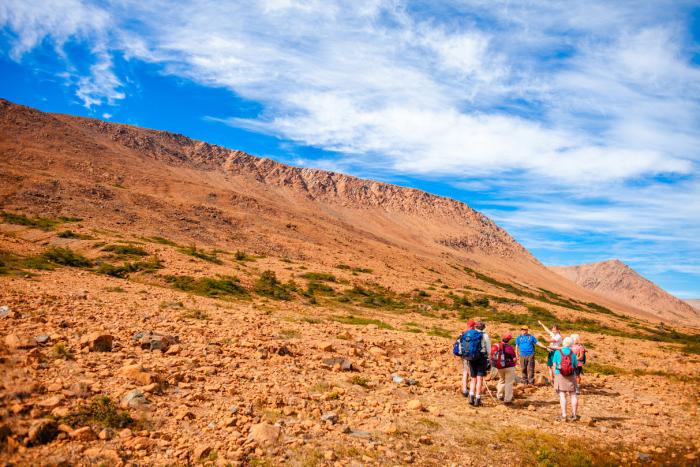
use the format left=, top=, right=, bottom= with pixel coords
left=515, top=325, right=548, bottom=385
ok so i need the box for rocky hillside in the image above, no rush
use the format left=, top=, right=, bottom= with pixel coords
left=2, top=99, right=700, bottom=465
left=687, top=299, right=700, bottom=310
left=550, top=260, right=700, bottom=327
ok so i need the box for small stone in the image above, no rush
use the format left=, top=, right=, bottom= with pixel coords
left=35, top=335, right=50, bottom=345
left=80, top=332, right=113, bottom=352
left=0, top=306, right=9, bottom=318
left=69, top=426, right=96, bottom=441
left=118, top=364, right=154, bottom=385
left=391, top=374, right=405, bottom=385
left=118, top=428, right=133, bottom=439
left=322, top=357, right=353, bottom=371
left=27, top=419, right=59, bottom=446
left=324, top=450, right=337, bottom=461
left=382, top=424, right=399, bottom=434
left=193, top=445, right=212, bottom=461
left=121, top=389, right=149, bottom=409
left=37, top=396, right=63, bottom=408
left=368, top=346, right=386, bottom=357
left=248, top=422, right=281, bottom=447
left=527, top=405, right=536, bottom=411
left=98, top=428, right=113, bottom=440
left=418, top=435, right=432, bottom=445
left=83, top=447, right=121, bottom=465
left=317, top=342, right=334, bottom=352
left=321, top=412, right=339, bottom=424
left=175, top=406, right=196, bottom=420
left=406, top=399, right=423, bottom=411
left=5, top=334, right=37, bottom=349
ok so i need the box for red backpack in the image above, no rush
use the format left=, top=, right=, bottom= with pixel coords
left=558, top=349, right=574, bottom=376
left=490, top=342, right=514, bottom=369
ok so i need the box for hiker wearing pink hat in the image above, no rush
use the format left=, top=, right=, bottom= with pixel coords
left=491, top=333, right=517, bottom=404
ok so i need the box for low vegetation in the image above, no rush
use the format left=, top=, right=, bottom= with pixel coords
left=331, top=315, right=394, bottom=329
left=40, top=247, right=92, bottom=268
left=101, top=244, right=148, bottom=256
left=300, top=272, right=336, bottom=282
left=52, top=342, right=74, bottom=360
left=335, top=263, right=373, bottom=274
left=97, top=258, right=163, bottom=278
left=0, top=210, right=81, bottom=231
left=57, top=230, right=93, bottom=239
left=254, top=270, right=296, bottom=300
left=146, top=236, right=178, bottom=246
left=61, top=395, right=133, bottom=429
left=164, top=274, right=247, bottom=298
left=178, top=245, right=223, bottom=264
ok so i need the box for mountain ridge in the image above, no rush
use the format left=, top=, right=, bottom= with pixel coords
left=550, top=259, right=699, bottom=326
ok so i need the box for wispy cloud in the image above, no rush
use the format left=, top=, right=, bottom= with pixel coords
left=1, top=0, right=698, bottom=291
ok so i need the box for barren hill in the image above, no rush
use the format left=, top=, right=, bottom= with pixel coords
left=686, top=299, right=700, bottom=310
left=550, top=260, right=700, bottom=326
left=1, top=99, right=699, bottom=465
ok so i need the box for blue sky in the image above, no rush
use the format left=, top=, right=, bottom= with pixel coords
left=1, top=0, right=699, bottom=298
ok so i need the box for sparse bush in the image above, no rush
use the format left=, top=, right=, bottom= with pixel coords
left=234, top=250, right=248, bottom=261
left=102, top=244, right=148, bottom=256
left=148, top=236, right=178, bottom=246
left=164, top=274, right=247, bottom=297
left=181, top=309, right=209, bottom=320
left=427, top=326, right=452, bottom=338
left=301, top=272, right=336, bottom=282
left=52, top=342, right=74, bottom=360
left=254, top=270, right=295, bottom=300
left=97, top=258, right=163, bottom=278
left=473, top=296, right=490, bottom=307
left=178, top=245, right=222, bottom=264
left=0, top=211, right=80, bottom=231
left=57, top=230, right=92, bottom=239
left=350, top=375, right=370, bottom=388
left=61, top=395, right=133, bottom=429
left=41, top=247, right=92, bottom=268
left=332, top=315, right=394, bottom=329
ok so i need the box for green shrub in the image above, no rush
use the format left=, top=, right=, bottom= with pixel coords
left=102, top=244, right=148, bottom=256
left=52, top=342, right=74, bottom=360
left=427, top=326, right=452, bottom=338
left=335, top=264, right=372, bottom=273
left=473, top=296, right=490, bottom=307
left=97, top=258, right=163, bottom=278
left=301, top=272, right=336, bottom=282
left=0, top=211, right=80, bottom=231
left=586, top=362, right=623, bottom=375
left=41, top=247, right=92, bottom=268
left=165, top=274, right=247, bottom=297
left=234, top=250, right=249, bottom=261
left=57, top=230, right=92, bottom=239
left=332, top=315, right=394, bottom=329
left=254, top=270, right=295, bottom=300
left=147, top=236, right=178, bottom=246
left=61, top=395, right=133, bottom=429
left=181, top=309, right=209, bottom=320
left=178, top=245, right=222, bottom=264
left=350, top=375, right=370, bottom=388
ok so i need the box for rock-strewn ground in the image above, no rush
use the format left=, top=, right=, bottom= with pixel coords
left=1, top=232, right=699, bottom=466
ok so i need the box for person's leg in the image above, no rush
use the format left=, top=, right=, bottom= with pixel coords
left=521, top=356, right=528, bottom=383
left=504, top=367, right=515, bottom=402
left=571, top=393, right=578, bottom=418
left=528, top=355, right=535, bottom=385
left=497, top=369, right=505, bottom=400
left=475, top=376, right=483, bottom=406
left=468, top=362, right=477, bottom=404
left=462, top=360, right=469, bottom=395
left=558, top=391, right=567, bottom=418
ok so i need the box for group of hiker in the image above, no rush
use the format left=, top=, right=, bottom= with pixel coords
left=453, top=319, right=587, bottom=422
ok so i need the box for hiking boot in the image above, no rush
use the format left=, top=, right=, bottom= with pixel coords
left=462, top=391, right=469, bottom=398
left=569, top=414, right=580, bottom=422
left=474, top=398, right=482, bottom=407
left=468, top=394, right=475, bottom=405
left=556, top=415, right=567, bottom=422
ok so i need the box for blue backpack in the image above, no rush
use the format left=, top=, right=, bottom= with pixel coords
left=453, top=330, right=483, bottom=360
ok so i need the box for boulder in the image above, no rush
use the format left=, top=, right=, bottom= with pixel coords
left=118, top=364, right=154, bottom=385
left=83, top=447, right=121, bottom=465
left=121, top=389, right=149, bottom=409
left=248, top=422, right=281, bottom=447
left=132, top=331, right=179, bottom=352
left=320, top=412, right=339, bottom=424
left=322, top=357, right=353, bottom=371
left=27, top=419, right=59, bottom=446
left=80, top=332, right=113, bottom=352
left=69, top=426, right=96, bottom=441
left=5, top=334, right=37, bottom=349
left=317, top=341, right=334, bottom=352
left=192, top=445, right=212, bottom=461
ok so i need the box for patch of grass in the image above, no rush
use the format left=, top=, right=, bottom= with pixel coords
left=254, top=270, right=296, bottom=300
left=147, top=236, right=178, bottom=246
left=332, top=315, right=394, bottom=329
left=52, top=342, right=74, bottom=360
left=279, top=329, right=300, bottom=339
left=57, top=230, right=93, bottom=240
left=427, top=326, right=452, bottom=338
left=301, top=272, right=336, bottom=282
left=164, top=274, right=248, bottom=298
left=586, top=362, right=623, bottom=375
left=339, top=284, right=406, bottom=310
left=181, top=309, right=209, bottom=320
left=349, top=375, right=370, bottom=388
left=335, top=263, right=372, bottom=273
left=418, top=418, right=440, bottom=429
left=101, top=244, right=148, bottom=256
left=97, top=258, right=163, bottom=278
left=41, top=247, right=92, bottom=268
left=305, top=280, right=335, bottom=297
left=104, top=286, right=125, bottom=293
left=0, top=211, right=80, bottom=231
left=61, top=395, right=133, bottom=429
left=301, top=316, right=322, bottom=324
left=178, top=245, right=223, bottom=264
left=234, top=250, right=249, bottom=261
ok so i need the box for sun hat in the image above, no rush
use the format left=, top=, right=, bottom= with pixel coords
left=521, top=325, right=529, bottom=331
left=467, top=319, right=476, bottom=327
left=562, top=336, right=573, bottom=347
left=502, top=333, right=512, bottom=342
